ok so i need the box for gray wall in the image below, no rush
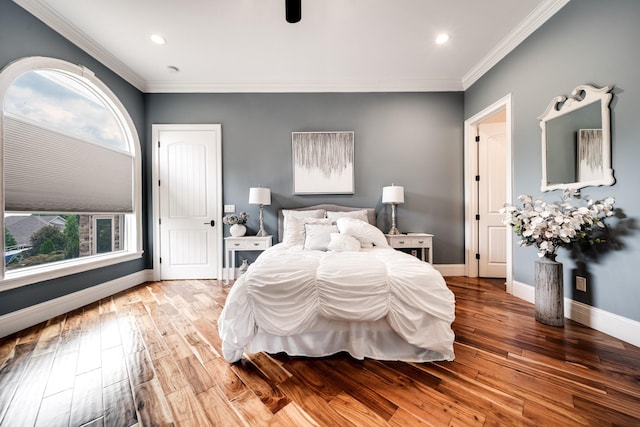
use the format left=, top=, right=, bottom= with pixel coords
left=465, top=0, right=640, bottom=321
left=0, top=0, right=148, bottom=316
left=146, top=92, right=465, bottom=265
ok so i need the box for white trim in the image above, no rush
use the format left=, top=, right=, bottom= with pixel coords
left=1, top=251, right=143, bottom=292
left=151, top=124, right=223, bottom=281
left=464, top=94, right=513, bottom=281
left=511, top=280, right=640, bottom=348
left=567, top=300, right=640, bottom=348
left=462, top=0, right=571, bottom=89
left=143, top=78, right=464, bottom=94
left=0, top=269, right=153, bottom=339
left=512, top=280, right=536, bottom=303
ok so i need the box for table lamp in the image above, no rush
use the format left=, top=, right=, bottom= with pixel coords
left=249, top=187, right=271, bottom=237
left=382, top=184, right=404, bottom=235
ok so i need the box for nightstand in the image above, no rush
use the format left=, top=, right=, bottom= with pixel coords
left=224, top=236, right=272, bottom=284
left=385, top=233, right=433, bottom=263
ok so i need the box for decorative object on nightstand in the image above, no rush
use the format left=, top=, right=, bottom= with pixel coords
left=223, top=212, right=249, bottom=237
left=249, top=187, right=271, bottom=237
left=229, top=224, right=246, bottom=237
left=382, top=184, right=404, bottom=235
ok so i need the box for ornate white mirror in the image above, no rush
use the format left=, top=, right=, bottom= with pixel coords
left=539, top=84, right=615, bottom=192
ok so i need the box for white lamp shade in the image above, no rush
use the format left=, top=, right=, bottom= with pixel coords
left=249, top=187, right=271, bottom=205
left=382, top=185, right=404, bottom=204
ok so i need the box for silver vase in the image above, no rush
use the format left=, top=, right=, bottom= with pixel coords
left=534, top=254, right=564, bottom=327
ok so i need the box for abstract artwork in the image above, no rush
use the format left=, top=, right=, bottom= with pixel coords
left=577, top=129, right=603, bottom=182
left=292, top=131, right=354, bottom=194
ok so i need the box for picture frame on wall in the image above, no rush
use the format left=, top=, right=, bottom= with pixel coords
left=292, top=131, right=354, bottom=195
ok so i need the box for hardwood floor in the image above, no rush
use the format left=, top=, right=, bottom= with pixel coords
left=1, top=276, right=639, bottom=426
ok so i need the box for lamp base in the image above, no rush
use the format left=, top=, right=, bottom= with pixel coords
left=255, top=205, right=268, bottom=237
left=387, top=227, right=401, bottom=235
left=388, top=203, right=401, bottom=235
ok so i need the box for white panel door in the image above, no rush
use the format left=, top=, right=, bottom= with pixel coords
left=156, top=125, right=221, bottom=279
left=478, top=122, right=507, bottom=278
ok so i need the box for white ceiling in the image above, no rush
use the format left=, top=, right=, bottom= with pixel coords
left=15, top=0, right=569, bottom=93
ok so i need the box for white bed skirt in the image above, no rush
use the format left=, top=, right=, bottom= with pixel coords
left=247, top=316, right=452, bottom=363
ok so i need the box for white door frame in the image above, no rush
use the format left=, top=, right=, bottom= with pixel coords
left=464, top=94, right=513, bottom=292
left=151, top=124, right=223, bottom=281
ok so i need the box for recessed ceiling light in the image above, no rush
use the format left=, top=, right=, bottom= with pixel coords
left=167, top=65, right=180, bottom=73
left=150, top=34, right=167, bottom=45
left=435, top=33, right=450, bottom=45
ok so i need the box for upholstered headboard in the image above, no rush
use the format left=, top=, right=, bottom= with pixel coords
left=277, top=204, right=376, bottom=242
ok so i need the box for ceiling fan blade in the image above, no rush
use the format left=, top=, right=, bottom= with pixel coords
left=286, top=0, right=301, bottom=23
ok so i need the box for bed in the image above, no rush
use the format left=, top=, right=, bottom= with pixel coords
left=217, top=204, right=455, bottom=363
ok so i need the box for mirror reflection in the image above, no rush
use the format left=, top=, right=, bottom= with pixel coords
left=539, top=84, right=614, bottom=192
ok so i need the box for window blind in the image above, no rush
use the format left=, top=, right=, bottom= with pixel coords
left=3, top=114, right=134, bottom=213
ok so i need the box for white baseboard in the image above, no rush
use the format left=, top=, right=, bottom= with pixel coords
left=512, top=280, right=535, bottom=303
left=511, top=280, right=640, bottom=348
left=0, top=269, right=154, bottom=339
left=435, top=264, right=466, bottom=277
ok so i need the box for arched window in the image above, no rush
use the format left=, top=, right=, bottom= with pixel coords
left=0, top=57, right=142, bottom=290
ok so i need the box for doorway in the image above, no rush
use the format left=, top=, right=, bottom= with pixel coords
left=152, top=124, right=223, bottom=280
left=464, top=95, right=513, bottom=291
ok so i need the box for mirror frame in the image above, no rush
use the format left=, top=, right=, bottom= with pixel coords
left=539, top=84, right=615, bottom=192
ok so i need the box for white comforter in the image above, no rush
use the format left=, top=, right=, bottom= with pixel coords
left=218, top=244, right=455, bottom=362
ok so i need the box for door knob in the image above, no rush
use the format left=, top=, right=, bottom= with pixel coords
left=203, top=220, right=215, bottom=227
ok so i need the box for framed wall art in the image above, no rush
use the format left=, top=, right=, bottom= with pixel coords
left=292, top=131, right=354, bottom=195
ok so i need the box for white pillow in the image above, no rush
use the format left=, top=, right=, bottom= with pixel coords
left=327, top=233, right=361, bottom=252
left=282, top=209, right=326, bottom=244
left=336, top=217, right=389, bottom=247
left=282, top=209, right=325, bottom=220
left=304, top=223, right=339, bottom=251
left=326, top=210, right=369, bottom=224
left=283, top=217, right=332, bottom=246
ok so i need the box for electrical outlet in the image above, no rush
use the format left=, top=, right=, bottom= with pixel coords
left=224, top=204, right=236, bottom=213
left=576, top=276, right=587, bottom=292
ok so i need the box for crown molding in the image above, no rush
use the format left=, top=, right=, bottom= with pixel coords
left=13, top=0, right=146, bottom=91
left=462, top=0, right=571, bottom=90
left=143, top=78, right=464, bottom=93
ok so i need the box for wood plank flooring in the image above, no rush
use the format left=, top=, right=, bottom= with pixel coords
left=1, top=276, right=639, bottom=426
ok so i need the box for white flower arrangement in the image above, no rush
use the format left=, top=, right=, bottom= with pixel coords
left=222, top=212, right=248, bottom=225
left=500, top=189, right=615, bottom=257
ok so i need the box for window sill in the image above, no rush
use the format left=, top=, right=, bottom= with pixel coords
left=0, top=250, right=144, bottom=292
